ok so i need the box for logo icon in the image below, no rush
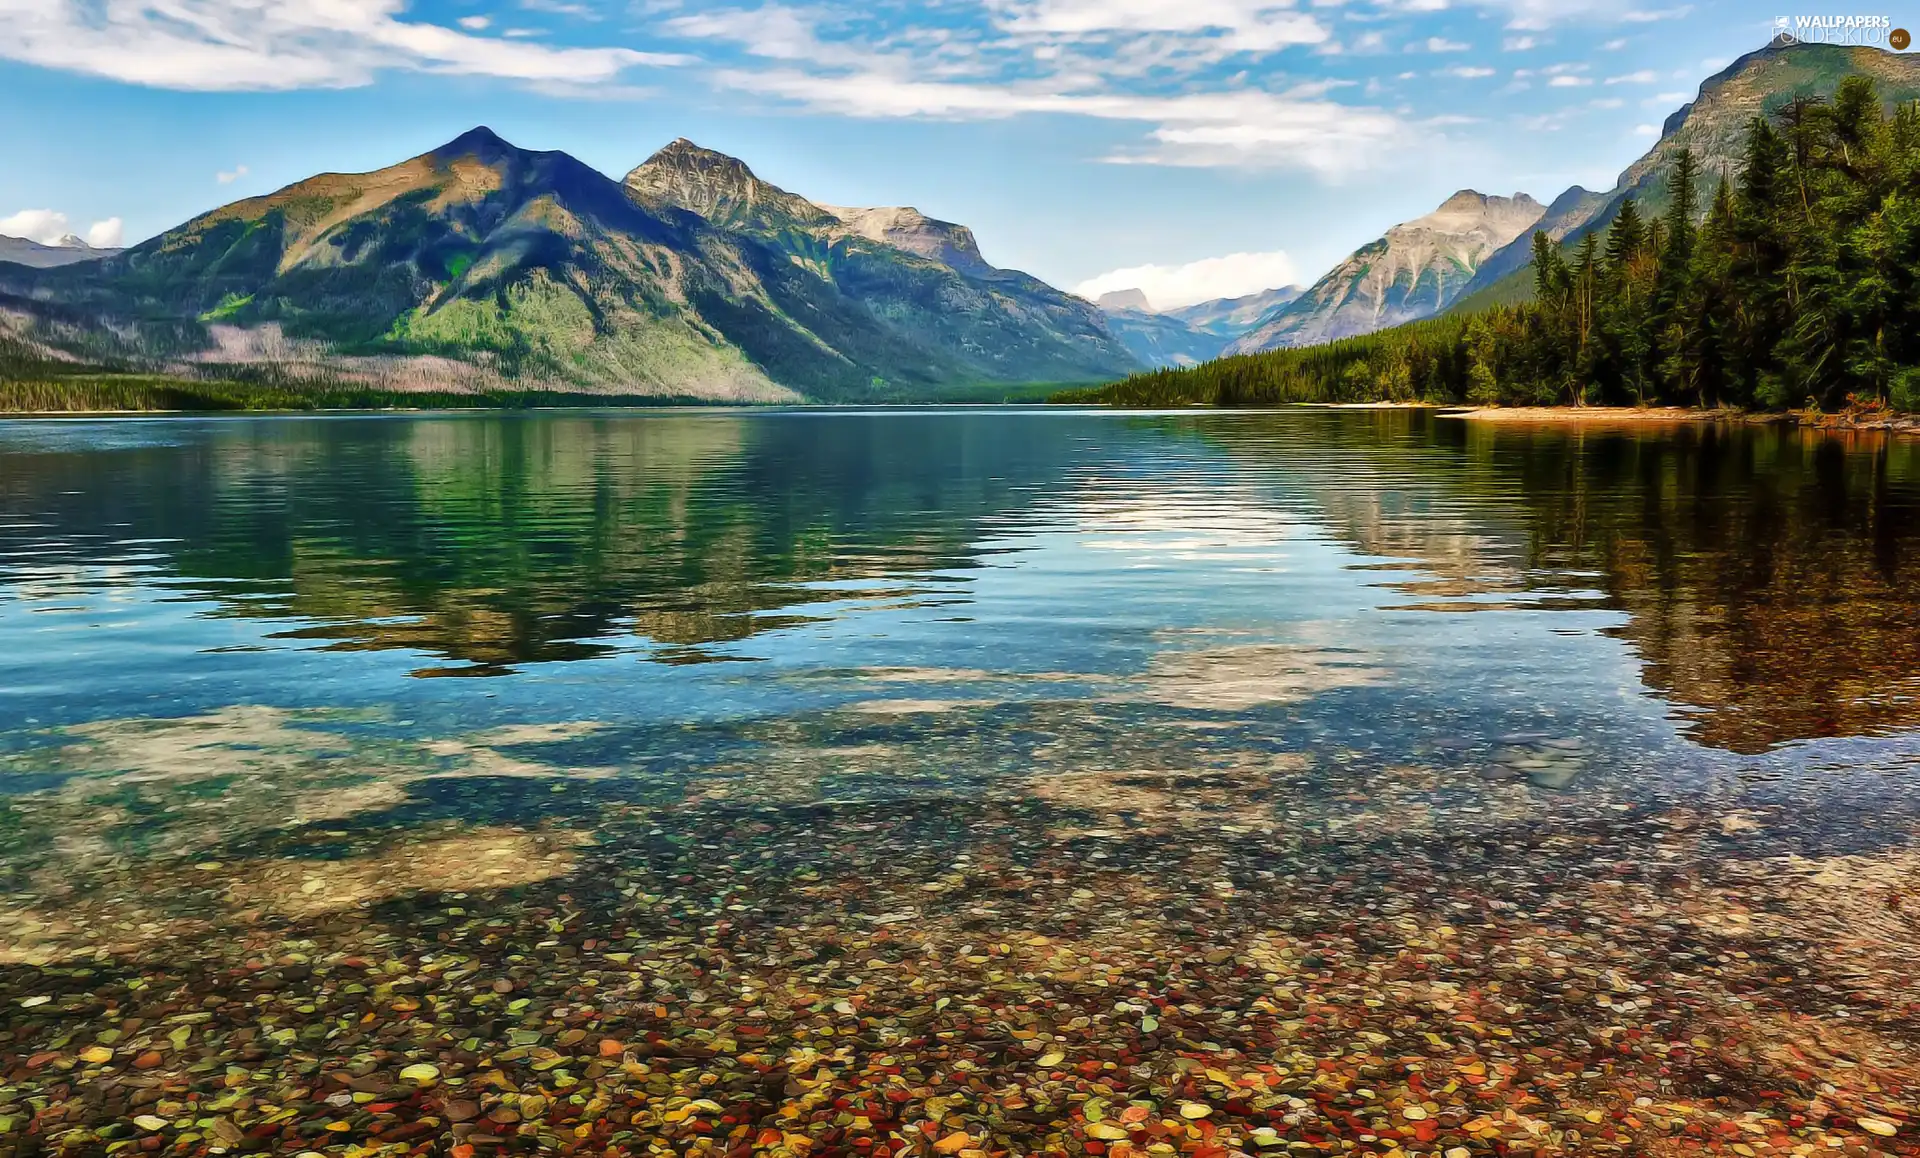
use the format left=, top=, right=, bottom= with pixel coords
left=1895, top=27, right=1912, bottom=48
left=1774, top=15, right=1798, bottom=43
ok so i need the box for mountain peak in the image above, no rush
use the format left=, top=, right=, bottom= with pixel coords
left=1230, top=190, right=1544, bottom=354
left=645, top=137, right=752, bottom=173
left=1097, top=288, right=1153, bottom=313
left=1401, top=190, right=1544, bottom=239
left=823, top=204, right=995, bottom=276
left=428, top=126, right=522, bottom=164
left=625, top=139, right=836, bottom=233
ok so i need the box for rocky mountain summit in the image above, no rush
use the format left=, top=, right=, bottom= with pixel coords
left=1230, top=192, right=1543, bottom=353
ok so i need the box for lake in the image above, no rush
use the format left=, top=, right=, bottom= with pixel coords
left=3, top=408, right=1917, bottom=1154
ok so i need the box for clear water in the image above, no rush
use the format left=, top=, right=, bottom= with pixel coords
left=4, top=407, right=1919, bottom=883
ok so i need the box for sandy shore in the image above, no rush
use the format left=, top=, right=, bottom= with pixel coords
left=1444, top=405, right=1920, bottom=433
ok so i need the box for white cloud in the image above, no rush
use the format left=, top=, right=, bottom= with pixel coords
left=517, top=0, right=599, bottom=17
left=1548, top=74, right=1590, bottom=86
left=1441, top=65, right=1494, bottom=77
left=0, top=209, right=72, bottom=244
left=1600, top=37, right=1627, bottom=48
left=217, top=164, right=250, bottom=184
left=1621, top=6, right=1690, bottom=22
left=86, top=218, right=124, bottom=248
left=1632, top=123, right=1659, bottom=136
left=1589, top=96, right=1622, bottom=108
left=993, top=0, right=1330, bottom=52
left=1467, top=0, right=1687, bottom=29
left=1425, top=36, right=1469, bottom=51
left=665, top=5, right=835, bottom=61
left=458, top=15, right=490, bottom=29
left=715, top=68, right=1418, bottom=173
left=0, top=209, right=121, bottom=248
left=1502, top=35, right=1536, bottom=50
left=0, top=0, right=688, bottom=91
left=1645, top=90, right=1687, bottom=105
left=1074, top=249, right=1300, bottom=310
left=1605, top=69, right=1656, bottom=84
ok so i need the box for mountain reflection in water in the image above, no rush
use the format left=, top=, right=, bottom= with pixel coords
left=4, top=409, right=1916, bottom=751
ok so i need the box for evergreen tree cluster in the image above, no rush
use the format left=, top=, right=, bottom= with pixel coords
left=1066, top=77, right=1920, bottom=412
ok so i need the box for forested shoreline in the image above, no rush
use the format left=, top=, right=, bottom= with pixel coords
left=1065, top=76, right=1920, bottom=415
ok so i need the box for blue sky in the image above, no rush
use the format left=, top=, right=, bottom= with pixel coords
left=0, top=1, right=1882, bottom=307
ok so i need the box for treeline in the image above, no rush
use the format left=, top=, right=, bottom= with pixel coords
left=1065, top=76, right=1920, bottom=412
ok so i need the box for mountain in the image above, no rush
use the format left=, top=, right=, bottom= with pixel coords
left=1166, top=287, right=1303, bottom=335
left=1097, top=289, right=1153, bottom=312
left=1228, top=192, right=1543, bottom=353
left=0, top=234, right=123, bottom=269
left=1091, top=284, right=1306, bottom=368
left=1453, top=41, right=1920, bottom=311
left=1614, top=40, right=1920, bottom=217
left=623, top=139, right=1135, bottom=389
left=1097, top=306, right=1229, bottom=368
left=821, top=205, right=996, bottom=278
left=1, top=129, right=1136, bottom=402
left=1448, top=186, right=1608, bottom=306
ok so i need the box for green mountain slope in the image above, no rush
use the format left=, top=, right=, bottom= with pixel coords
left=1, top=129, right=1136, bottom=403
left=624, top=139, right=1137, bottom=389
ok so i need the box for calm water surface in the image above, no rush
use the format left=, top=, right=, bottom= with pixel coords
left=3, top=407, right=1919, bottom=882
left=2, top=410, right=1919, bottom=839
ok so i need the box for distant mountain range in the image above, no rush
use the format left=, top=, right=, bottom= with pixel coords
left=0, top=130, right=1135, bottom=402
left=1093, top=285, right=1305, bottom=367
left=0, top=234, right=122, bottom=269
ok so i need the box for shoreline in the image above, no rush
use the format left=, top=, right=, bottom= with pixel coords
left=1441, top=404, right=1920, bottom=433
